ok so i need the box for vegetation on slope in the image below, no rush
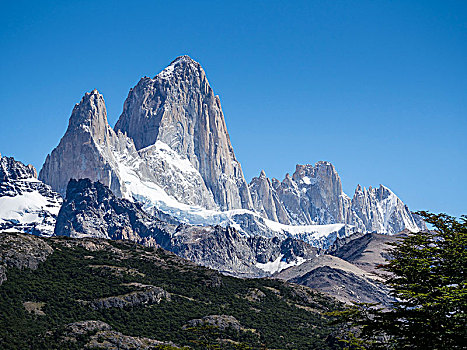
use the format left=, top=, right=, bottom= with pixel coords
left=0, top=233, right=344, bottom=349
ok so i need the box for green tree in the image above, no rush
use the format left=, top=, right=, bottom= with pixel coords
left=334, top=211, right=467, bottom=349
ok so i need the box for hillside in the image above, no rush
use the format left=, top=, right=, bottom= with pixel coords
left=0, top=232, right=344, bottom=349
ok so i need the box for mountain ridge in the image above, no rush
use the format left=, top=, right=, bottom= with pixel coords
left=21, top=55, right=425, bottom=248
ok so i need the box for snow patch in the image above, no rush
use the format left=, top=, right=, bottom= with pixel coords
left=255, top=255, right=307, bottom=274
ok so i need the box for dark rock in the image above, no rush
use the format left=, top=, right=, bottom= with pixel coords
left=55, top=178, right=167, bottom=243
left=56, top=178, right=317, bottom=277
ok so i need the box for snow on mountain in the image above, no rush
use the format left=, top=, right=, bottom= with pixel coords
left=348, top=184, right=422, bottom=234
left=255, top=254, right=307, bottom=274
left=0, top=154, right=62, bottom=236
left=112, top=148, right=353, bottom=246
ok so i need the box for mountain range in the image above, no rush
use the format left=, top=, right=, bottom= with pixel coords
left=37, top=56, right=424, bottom=239
left=1, top=55, right=426, bottom=306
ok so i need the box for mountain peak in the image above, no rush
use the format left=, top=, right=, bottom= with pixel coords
left=157, top=55, right=203, bottom=80
left=115, top=56, right=253, bottom=211
left=88, top=88, right=101, bottom=96
left=78, top=89, right=102, bottom=104
left=170, top=55, right=198, bottom=66
left=0, top=155, right=37, bottom=181
left=39, top=89, right=124, bottom=197
left=68, top=90, right=107, bottom=133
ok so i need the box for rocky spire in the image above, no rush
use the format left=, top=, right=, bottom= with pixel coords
left=115, top=55, right=253, bottom=211
left=249, top=170, right=290, bottom=224
left=39, top=90, right=127, bottom=196
left=66, top=90, right=109, bottom=142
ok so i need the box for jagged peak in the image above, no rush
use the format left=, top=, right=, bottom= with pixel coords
left=156, top=55, right=204, bottom=80
left=68, top=90, right=108, bottom=132
left=87, top=88, right=101, bottom=96
left=282, top=173, right=293, bottom=186
left=0, top=155, right=38, bottom=181
left=259, top=169, right=267, bottom=178
left=315, top=160, right=333, bottom=166
left=354, top=183, right=397, bottom=200
left=74, top=89, right=103, bottom=106
left=292, top=162, right=339, bottom=185
left=170, top=55, right=199, bottom=66
left=295, top=161, right=336, bottom=173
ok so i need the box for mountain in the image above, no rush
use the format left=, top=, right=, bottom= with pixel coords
left=38, top=55, right=424, bottom=249
left=38, top=90, right=137, bottom=198
left=0, top=154, right=62, bottom=236
left=249, top=163, right=425, bottom=234
left=274, top=254, right=394, bottom=306
left=55, top=178, right=318, bottom=277
left=326, top=231, right=405, bottom=275
left=274, top=232, right=402, bottom=306
left=0, top=231, right=344, bottom=349
left=115, top=55, right=253, bottom=211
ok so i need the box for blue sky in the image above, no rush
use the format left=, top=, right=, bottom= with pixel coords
left=1, top=0, right=466, bottom=216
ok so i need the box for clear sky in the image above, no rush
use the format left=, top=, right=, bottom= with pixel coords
left=1, top=1, right=466, bottom=217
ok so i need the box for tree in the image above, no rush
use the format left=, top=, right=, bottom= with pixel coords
left=334, top=211, right=467, bottom=349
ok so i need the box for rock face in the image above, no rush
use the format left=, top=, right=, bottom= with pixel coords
left=55, top=178, right=162, bottom=245
left=115, top=56, right=253, bottom=211
left=89, top=286, right=170, bottom=310
left=38, top=90, right=136, bottom=197
left=0, top=233, right=54, bottom=285
left=249, top=162, right=426, bottom=234
left=58, top=321, right=178, bottom=349
left=185, top=315, right=243, bottom=331
left=0, top=155, right=62, bottom=236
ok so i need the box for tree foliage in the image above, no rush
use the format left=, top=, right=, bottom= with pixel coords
left=0, top=235, right=343, bottom=349
left=334, top=211, right=467, bottom=349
